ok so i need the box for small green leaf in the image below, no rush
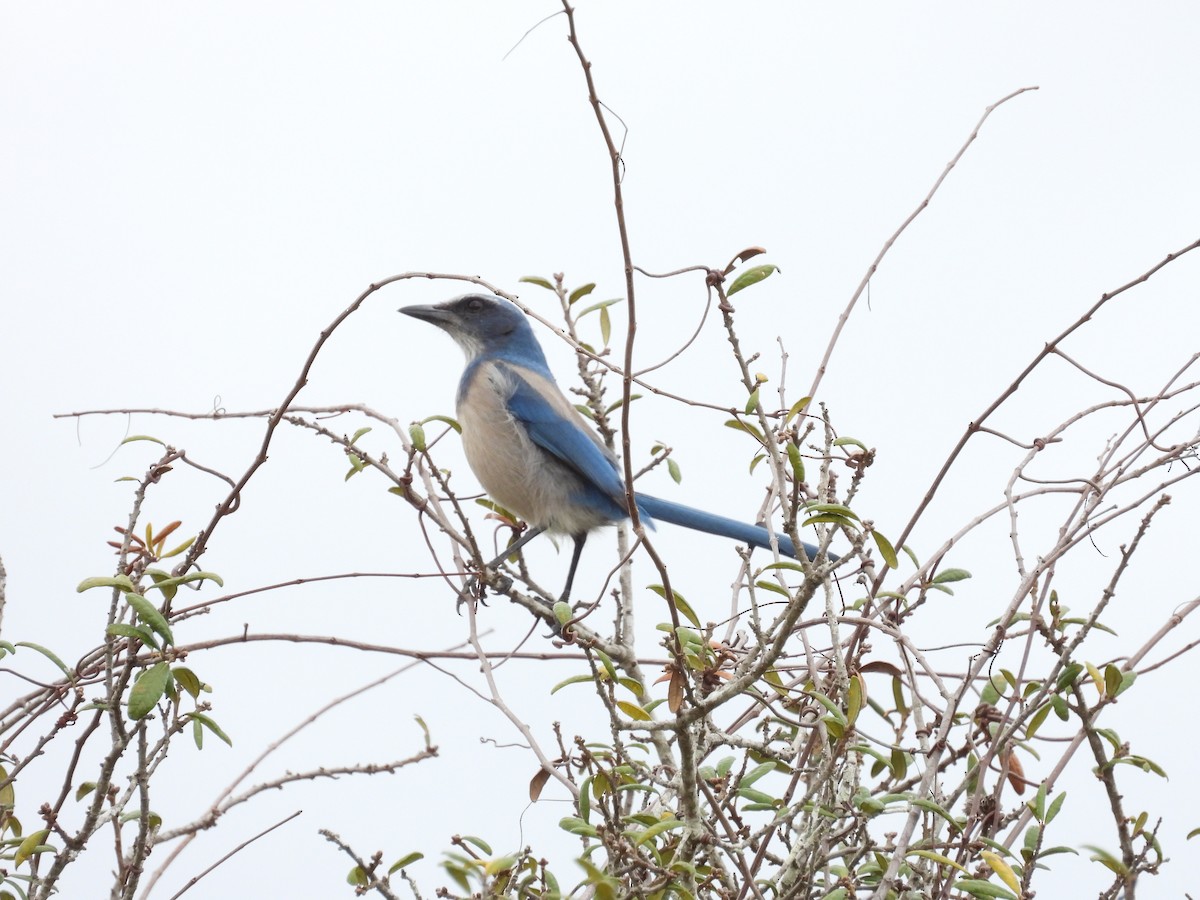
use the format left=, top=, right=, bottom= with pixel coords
left=932, top=568, right=972, bottom=584
left=631, top=817, right=685, bottom=845
left=460, top=835, right=493, bottom=855
left=727, top=264, right=779, bottom=297
left=599, top=305, right=612, bottom=346
left=744, top=389, right=760, bottom=414
left=159, top=535, right=196, bottom=559
left=1025, top=703, right=1052, bottom=741
left=576, top=297, right=623, bottom=318
left=871, top=531, right=898, bottom=568
left=14, top=641, right=74, bottom=684
left=76, top=782, right=96, bottom=802
left=409, top=423, right=427, bottom=452
left=911, top=797, right=963, bottom=833
left=569, top=283, right=596, bottom=305
left=419, top=414, right=461, bottom=434
left=105, top=623, right=159, bottom=650
left=741, top=762, right=777, bottom=787
left=186, top=712, right=233, bottom=746
left=1046, top=787, right=1065, bottom=825
left=77, top=574, right=136, bottom=593
left=173, top=667, right=203, bottom=699
left=1081, top=844, right=1128, bottom=876
left=754, top=579, right=791, bottom=597
left=786, top=397, right=811, bottom=422
left=559, top=816, right=599, bottom=837
left=128, top=662, right=171, bottom=720
left=667, top=458, right=682, bottom=484
left=550, top=674, right=596, bottom=694
left=724, top=419, right=766, bottom=444
left=907, top=849, right=967, bottom=873
left=120, top=435, right=165, bottom=446
left=646, top=584, right=701, bottom=628
left=124, top=593, right=174, bottom=646
left=13, top=829, right=51, bottom=868
left=347, top=866, right=368, bottom=886
left=519, top=276, right=555, bottom=290
left=952, top=879, right=1016, bottom=900
left=787, top=442, right=805, bottom=482
left=617, top=701, right=652, bottom=721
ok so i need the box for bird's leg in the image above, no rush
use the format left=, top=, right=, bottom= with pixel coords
left=460, top=524, right=547, bottom=611
left=559, top=533, right=588, bottom=604
left=479, top=524, right=546, bottom=573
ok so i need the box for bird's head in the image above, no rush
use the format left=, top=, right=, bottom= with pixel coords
left=399, top=293, right=548, bottom=367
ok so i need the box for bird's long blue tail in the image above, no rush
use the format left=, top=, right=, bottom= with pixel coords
left=636, top=494, right=833, bottom=562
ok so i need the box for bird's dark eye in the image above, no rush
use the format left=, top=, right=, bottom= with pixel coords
left=465, top=297, right=485, bottom=314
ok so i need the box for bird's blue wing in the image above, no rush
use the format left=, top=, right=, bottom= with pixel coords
left=501, top=363, right=627, bottom=503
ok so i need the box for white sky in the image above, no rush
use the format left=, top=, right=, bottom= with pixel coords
left=3, top=2, right=1199, bottom=897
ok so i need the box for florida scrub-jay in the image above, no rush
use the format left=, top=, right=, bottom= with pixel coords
left=400, top=293, right=830, bottom=601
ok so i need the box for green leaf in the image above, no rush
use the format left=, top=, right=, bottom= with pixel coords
left=186, top=712, right=233, bottom=746
left=744, top=389, right=760, bottom=414
left=576, top=297, right=624, bottom=318
left=871, top=531, right=898, bottom=568
left=550, top=674, right=596, bottom=694
left=559, top=816, right=599, bottom=837
left=932, top=568, right=972, bottom=584
left=347, top=866, right=368, bottom=886
left=0, top=765, right=13, bottom=808
left=741, top=762, right=778, bottom=787
left=646, top=584, right=701, bottom=628
left=77, top=574, right=136, bottom=593
left=952, top=879, right=1016, bottom=900
left=724, top=419, right=766, bottom=445
left=128, top=662, right=171, bottom=720
left=787, top=442, right=805, bottom=482
left=569, top=283, right=596, bottom=305
left=786, top=397, right=811, bottom=423
left=350, top=426, right=372, bottom=444
left=1025, top=703, right=1052, bottom=741
left=807, top=691, right=846, bottom=726
left=617, top=701, right=652, bottom=721
left=907, top=849, right=967, bottom=873
left=1056, top=662, right=1083, bottom=691
left=599, top=305, right=612, bottom=346
left=911, top=797, right=963, bottom=833
left=754, top=579, right=791, bottom=597
left=519, top=276, right=555, bottom=290
left=105, top=623, right=159, bottom=650
left=631, top=817, right=685, bottom=845
left=75, top=782, right=96, bottom=802
left=124, top=593, right=174, bottom=646
left=1081, top=844, right=1128, bottom=876
left=409, top=423, right=427, bottom=452
left=120, top=434, right=165, bottom=446
left=13, top=829, right=51, bottom=868
left=14, top=641, right=74, bottom=684
left=460, top=835, right=493, bottom=855
left=667, top=458, right=682, bottom=484
left=604, top=393, right=642, bottom=414
left=419, top=413, right=461, bottom=434
left=726, top=264, right=779, bottom=297
left=173, top=666, right=203, bottom=699
left=1046, top=792, right=1065, bottom=830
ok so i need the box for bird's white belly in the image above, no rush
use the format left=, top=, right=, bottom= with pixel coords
left=457, top=378, right=609, bottom=535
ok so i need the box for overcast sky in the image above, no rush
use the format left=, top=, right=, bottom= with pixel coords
left=3, top=3, right=1199, bottom=897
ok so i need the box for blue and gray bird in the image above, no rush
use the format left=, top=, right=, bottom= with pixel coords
left=400, top=293, right=830, bottom=602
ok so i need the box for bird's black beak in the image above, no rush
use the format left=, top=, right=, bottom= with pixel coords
left=399, top=303, right=456, bottom=329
